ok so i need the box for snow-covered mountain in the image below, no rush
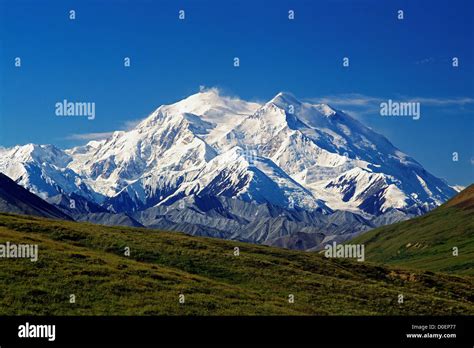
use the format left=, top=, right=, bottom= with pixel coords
left=0, top=144, right=99, bottom=201
left=0, top=88, right=457, bottom=249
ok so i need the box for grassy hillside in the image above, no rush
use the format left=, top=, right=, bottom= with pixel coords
left=0, top=212, right=472, bottom=315
left=350, top=185, right=474, bottom=275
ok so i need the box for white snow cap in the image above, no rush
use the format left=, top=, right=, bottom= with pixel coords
left=0, top=87, right=456, bottom=215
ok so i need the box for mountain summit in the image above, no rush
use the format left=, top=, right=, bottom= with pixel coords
left=0, top=89, right=457, bottom=249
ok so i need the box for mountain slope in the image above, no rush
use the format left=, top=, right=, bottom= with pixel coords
left=349, top=185, right=474, bottom=275
left=45, top=192, right=143, bottom=227
left=132, top=195, right=373, bottom=247
left=0, top=212, right=472, bottom=315
left=0, top=173, right=72, bottom=220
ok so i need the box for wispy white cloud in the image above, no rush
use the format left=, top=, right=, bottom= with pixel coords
left=407, top=97, right=474, bottom=106
left=308, top=93, right=474, bottom=115
left=65, top=117, right=144, bottom=142
left=65, top=132, right=115, bottom=141
left=308, top=93, right=381, bottom=107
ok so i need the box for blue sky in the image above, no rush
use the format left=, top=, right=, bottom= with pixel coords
left=0, top=0, right=473, bottom=185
